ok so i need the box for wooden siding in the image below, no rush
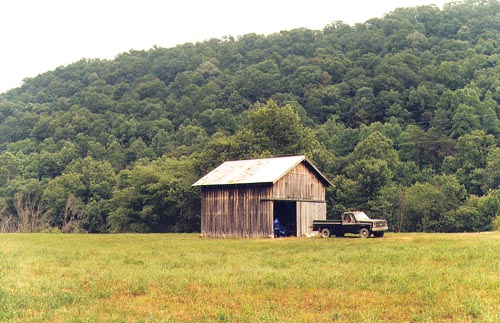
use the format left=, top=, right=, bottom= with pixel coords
left=201, top=185, right=273, bottom=238
left=296, top=201, right=326, bottom=236
left=273, top=163, right=325, bottom=200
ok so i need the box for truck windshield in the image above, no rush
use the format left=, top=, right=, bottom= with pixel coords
left=353, top=212, right=370, bottom=220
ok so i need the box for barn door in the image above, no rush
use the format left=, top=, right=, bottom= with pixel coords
left=273, top=201, right=297, bottom=237
left=296, top=201, right=327, bottom=236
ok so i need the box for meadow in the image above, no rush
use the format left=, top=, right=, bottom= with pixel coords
left=0, top=232, right=499, bottom=323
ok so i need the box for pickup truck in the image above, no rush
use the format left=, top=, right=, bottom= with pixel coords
left=312, top=211, right=388, bottom=238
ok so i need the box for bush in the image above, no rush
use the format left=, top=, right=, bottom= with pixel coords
left=491, top=216, right=500, bottom=231
left=39, top=226, right=61, bottom=234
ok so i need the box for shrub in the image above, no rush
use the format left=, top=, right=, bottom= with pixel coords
left=491, top=215, right=500, bottom=231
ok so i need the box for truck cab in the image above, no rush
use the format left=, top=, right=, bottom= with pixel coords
left=340, top=211, right=388, bottom=238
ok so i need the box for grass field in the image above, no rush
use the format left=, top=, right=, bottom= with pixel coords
left=1, top=233, right=500, bottom=323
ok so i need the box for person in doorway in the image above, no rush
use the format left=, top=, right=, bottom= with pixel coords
left=274, top=218, right=285, bottom=237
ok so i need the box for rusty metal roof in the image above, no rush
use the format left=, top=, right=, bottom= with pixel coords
left=192, top=155, right=331, bottom=187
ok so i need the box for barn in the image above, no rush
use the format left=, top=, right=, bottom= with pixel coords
left=192, top=155, right=332, bottom=238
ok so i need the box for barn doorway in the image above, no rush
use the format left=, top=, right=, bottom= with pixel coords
left=273, top=201, right=297, bottom=236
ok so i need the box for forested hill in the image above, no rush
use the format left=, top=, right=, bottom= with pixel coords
left=2, top=0, right=500, bottom=233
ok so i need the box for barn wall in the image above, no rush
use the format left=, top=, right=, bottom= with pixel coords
left=296, top=201, right=327, bottom=236
left=273, top=162, right=327, bottom=236
left=273, top=163, right=325, bottom=201
left=201, top=185, right=273, bottom=238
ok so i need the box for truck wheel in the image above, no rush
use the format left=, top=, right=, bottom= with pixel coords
left=373, top=231, right=384, bottom=238
left=359, top=228, right=371, bottom=238
left=320, top=228, right=331, bottom=238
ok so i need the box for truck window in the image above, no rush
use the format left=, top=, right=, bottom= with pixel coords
left=352, top=211, right=370, bottom=221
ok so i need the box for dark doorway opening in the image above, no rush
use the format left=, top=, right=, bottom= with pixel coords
left=273, top=201, right=297, bottom=236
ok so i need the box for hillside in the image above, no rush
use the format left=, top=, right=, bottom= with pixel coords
left=1, top=0, right=500, bottom=233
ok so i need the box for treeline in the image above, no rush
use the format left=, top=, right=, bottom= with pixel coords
left=2, top=0, right=500, bottom=233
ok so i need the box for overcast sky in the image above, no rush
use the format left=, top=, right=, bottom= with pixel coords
left=0, top=0, right=449, bottom=93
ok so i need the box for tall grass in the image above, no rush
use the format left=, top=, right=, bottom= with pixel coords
left=0, top=233, right=499, bottom=322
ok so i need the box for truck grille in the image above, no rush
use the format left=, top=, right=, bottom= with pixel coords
left=374, top=221, right=387, bottom=227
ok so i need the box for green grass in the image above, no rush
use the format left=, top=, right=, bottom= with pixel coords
left=1, top=233, right=500, bottom=322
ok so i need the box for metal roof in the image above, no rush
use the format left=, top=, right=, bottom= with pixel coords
left=192, top=155, right=332, bottom=187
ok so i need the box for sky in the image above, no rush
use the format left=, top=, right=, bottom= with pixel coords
left=0, top=0, right=449, bottom=94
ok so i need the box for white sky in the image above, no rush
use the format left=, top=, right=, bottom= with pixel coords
left=0, top=0, right=449, bottom=94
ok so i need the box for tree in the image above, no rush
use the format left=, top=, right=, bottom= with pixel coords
left=247, top=100, right=322, bottom=156
left=435, top=61, right=468, bottom=90
left=108, top=157, right=199, bottom=233
left=151, top=129, right=173, bottom=157
left=353, top=87, right=378, bottom=123
left=370, top=184, right=408, bottom=231
left=451, top=189, right=500, bottom=232
left=451, top=104, right=481, bottom=138
left=350, top=131, right=399, bottom=166
left=15, top=191, right=45, bottom=233
left=483, top=147, right=500, bottom=191
left=0, top=152, right=20, bottom=187
left=198, top=108, right=238, bottom=135
left=443, top=130, right=496, bottom=194
left=43, top=173, right=84, bottom=228
left=345, top=159, right=392, bottom=205
left=43, top=157, right=117, bottom=232
left=10, top=178, right=46, bottom=232
left=403, top=175, right=466, bottom=232
left=193, top=130, right=261, bottom=177
left=314, top=115, right=359, bottom=156
left=330, top=131, right=401, bottom=211
left=126, top=137, right=155, bottom=163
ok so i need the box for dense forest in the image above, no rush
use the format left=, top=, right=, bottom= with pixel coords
left=1, top=0, right=500, bottom=233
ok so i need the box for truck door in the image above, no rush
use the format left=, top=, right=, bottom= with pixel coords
left=343, top=213, right=357, bottom=234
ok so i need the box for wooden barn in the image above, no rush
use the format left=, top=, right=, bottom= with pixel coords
left=192, top=155, right=332, bottom=238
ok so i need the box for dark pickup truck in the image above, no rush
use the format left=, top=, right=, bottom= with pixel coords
left=312, top=211, right=388, bottom=238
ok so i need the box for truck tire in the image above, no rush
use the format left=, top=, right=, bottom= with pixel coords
left=359, top=228, right=371, bottom=238
left=320, top=228, right=331, bottom=238
left=373, top=231, right=384, bottom=238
